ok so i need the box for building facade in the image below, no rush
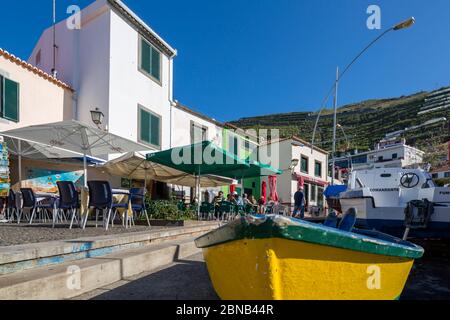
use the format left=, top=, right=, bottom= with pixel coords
left=260, top=137, right=330, bottom=215
left=0, top=49, right=73, bottom=131
left=29, top=0, right=176, bottom=156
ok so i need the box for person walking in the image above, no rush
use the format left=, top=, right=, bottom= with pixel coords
left=293, top=186, right=305, bottom=219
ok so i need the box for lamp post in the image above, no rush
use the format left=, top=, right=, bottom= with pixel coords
left=311, top=17, right=416, bottom=185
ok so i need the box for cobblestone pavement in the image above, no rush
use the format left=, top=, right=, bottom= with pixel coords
left=75, top=247, right=450, bottom=300
left=0, top=223, right=165, bottom=247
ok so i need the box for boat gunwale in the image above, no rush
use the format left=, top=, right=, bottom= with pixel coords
left=195, top=215, right=424, bottom=259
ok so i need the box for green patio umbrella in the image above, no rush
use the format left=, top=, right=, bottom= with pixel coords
left=146, top=141, right=250, bottom=218
left=146, top=141, right=250, bottom=176
left=219, top=160, right=282, bottom=197
left=220, top=160, right=282, bottom=180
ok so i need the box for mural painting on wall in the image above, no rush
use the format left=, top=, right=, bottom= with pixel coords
left=0, top=141, right=11, bottom=197
left=22, top=168, right=84, bottom=193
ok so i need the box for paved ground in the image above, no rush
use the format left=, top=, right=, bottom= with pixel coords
left=74, top=243, right=450, bottom=300
left=74, top=253, right=219, bottom=300
left=0, top=223, right=165, bottom=247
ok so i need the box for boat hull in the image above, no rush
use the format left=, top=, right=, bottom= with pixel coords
left=341, top=197, right=450, bottom=238
left=203, top=237, right=414, bottom=300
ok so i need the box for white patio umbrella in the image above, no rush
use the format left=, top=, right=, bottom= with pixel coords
left=102, top=152, right=235, bottom=188
left=1, top=120, right=149, bottom=187
left=3, top=136, right=83, bottom=187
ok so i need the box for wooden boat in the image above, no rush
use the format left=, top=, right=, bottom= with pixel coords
left=195, top=214, right=424, bottom=300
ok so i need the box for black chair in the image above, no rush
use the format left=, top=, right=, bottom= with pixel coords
left=200, top=202, right=215, bottom=221
left=6, top=191, right=19, bottom=223
left=57, top=181, right=80, bottom=229
left=129, top=188, right=150, bottom=227
left=87, top=181, right=128, bottom=230
left=20, top=188, right=57, bottom=225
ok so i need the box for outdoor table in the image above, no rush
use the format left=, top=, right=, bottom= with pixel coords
left=34, top=192, right=59, bottom=228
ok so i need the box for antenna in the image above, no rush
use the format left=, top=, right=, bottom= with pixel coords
left=51, top=0, right=58, bottom=78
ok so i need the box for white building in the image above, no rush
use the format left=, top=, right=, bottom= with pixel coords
left=29, top=0, right=177, bottom=156
left=260, top=136, right=330, bottom=215
left=333, top=138, right=425, bottom=178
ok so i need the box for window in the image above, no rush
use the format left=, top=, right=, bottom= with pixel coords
left=378, top=156, right=384, bottom=162
left=191, top=122, right=208, bottom=144
left=139, top=36, right=161, bottom=83
left=138, top=106, right=161, bottom=149
left=381, top=174, right=392, bottom=178
left=304, top=184, right=310, bottom=204
left=317, top=187, right=324, bottom=207
left=244, top=139, right=250, bottom=152
left=301, top=156, right=309, bottom=173
left=445, top=172, right=450, bottom=178
left=432, top=173, right=438, bottom=179
left=311, top=185, right=317, bottom=203
left=228, top=135, right=239, bottom=157
left=392, top=153, right=398, bottom=159
left=314, top=161, right=322, bottom=178
left=0, top=76, right=19, bottom=122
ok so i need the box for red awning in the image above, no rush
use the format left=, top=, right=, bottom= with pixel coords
left=295, top=173, right=329, bottom=187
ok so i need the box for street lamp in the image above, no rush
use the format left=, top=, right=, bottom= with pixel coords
left=90, top=108, right=104, bottom=127
left=311, top=17, right=415, bottom=185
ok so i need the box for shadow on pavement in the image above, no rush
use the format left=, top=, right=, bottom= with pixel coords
left=90, top=258, right=220, bottom=300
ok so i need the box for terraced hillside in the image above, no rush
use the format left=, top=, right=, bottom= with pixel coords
left=230, top=87, right=450, bottom=167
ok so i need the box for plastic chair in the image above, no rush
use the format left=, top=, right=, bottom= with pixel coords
left=339, top=208, right=357, bottom=232
left=87, top=181, right=128, bottom=230
left=129, top=188, right=150, bottom=227
left=6, top=191, right=19, bottom=223
left=57, top=181, right=80, bottom=229
left=245, top=204, right=256, bottom=215
left=200, top=202, right=215, bottom=220
left=20, top=188, right=57, bottom=225
left=218, top=201, right=233, bottom=221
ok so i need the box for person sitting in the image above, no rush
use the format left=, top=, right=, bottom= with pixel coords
left=213, top=191, right=224, bottom=205
left=235, top=192, right=244, bottom=206
left=273, top=198, right=288, bottom=216
left=265, top=196, right=276, bottom=214
left=257, top=197, right=266, bottom=214
left=248, top=195, right=257, bottom=206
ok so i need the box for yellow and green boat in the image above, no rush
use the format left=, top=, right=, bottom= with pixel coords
left=195, top=214, right=424, bottom=300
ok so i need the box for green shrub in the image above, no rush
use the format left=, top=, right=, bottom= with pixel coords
left=145, top=199, right=196, bottom=221
left=433, top=178, right=450, bottom=187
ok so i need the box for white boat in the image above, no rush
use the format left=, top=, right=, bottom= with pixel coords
left=339, top=167, right=450, bottom=238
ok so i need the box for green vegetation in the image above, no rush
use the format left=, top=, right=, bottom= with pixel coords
left=145, top=200, right=196, bottom=221
left=230, top=87, right=450, bottom=168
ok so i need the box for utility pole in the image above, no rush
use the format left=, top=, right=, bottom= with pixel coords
left=331, top=67, right=339, bottom=185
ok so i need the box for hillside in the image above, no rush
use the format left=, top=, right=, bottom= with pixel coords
left=229, top=87, right=450, bottom=168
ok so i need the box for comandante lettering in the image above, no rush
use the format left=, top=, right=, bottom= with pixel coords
left=370, top=188, right=400, bottom=192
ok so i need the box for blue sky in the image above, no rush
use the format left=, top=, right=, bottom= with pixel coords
left=1, top=0, right=450, bottom=122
